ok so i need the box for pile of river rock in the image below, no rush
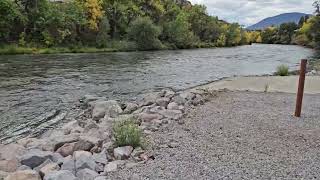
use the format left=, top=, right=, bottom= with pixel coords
left=0, top=89, right=211, bottom=180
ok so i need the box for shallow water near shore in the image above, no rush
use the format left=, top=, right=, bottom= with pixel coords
left=0, top=44, right=314, bottom=143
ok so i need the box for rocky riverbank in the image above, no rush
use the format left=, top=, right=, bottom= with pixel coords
left=0, top=88, right=213, bottom=180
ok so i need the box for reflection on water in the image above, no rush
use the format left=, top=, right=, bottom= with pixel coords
left=0, top=44, right=314, bottom=143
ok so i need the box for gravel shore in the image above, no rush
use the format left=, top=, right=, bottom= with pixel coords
left=109, top=91, right=320, bottom=180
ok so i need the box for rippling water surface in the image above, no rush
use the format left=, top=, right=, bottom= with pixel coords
left=0, top=44, right=314, bottom=142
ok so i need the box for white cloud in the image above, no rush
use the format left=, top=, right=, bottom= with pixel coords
left=189, top=0, right=315, bottom=26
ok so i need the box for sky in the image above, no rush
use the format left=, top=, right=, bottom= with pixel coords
left=189, top=0, right=315, bottom=26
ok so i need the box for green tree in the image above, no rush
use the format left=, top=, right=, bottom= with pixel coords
left=163, top=12, right=197, bottom=48
left=128, top=17, right=162, bottom=50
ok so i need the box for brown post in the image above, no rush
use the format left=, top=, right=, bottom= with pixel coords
left=295, top=59, right=307, bottom=117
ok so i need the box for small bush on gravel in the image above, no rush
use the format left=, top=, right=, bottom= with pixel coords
left=276, top=64, right=289, bottom=76
left=113, top=118, right=142, bottom=148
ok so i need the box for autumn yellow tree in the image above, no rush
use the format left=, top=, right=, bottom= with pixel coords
left=77, top=0, right=104, bottom=30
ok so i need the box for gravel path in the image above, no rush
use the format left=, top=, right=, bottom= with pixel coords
left=109, top=91, right=320, bottom=180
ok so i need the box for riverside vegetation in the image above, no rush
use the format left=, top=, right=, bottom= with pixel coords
left=0, top=0, right=263, bottom=55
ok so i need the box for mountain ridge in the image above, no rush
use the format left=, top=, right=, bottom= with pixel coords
left=247, top=12, right=310, bottom=30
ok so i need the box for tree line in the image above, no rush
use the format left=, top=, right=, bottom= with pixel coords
left=0, top=0, right=261, bottom=52
left=258, top=1, right=320, bottom=49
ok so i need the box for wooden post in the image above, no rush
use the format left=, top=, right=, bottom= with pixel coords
left=295, top=59, right=307, bottom=117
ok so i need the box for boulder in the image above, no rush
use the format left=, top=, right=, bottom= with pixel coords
left=0, top=159, right=19, bottom=172
left=138, top=113, right=163, bottom=122
left=92, top=100, right=123, bottom=120
left=155, top=98, right=170, bottom=107
left=104, top=162, right=117, bottom=173
left=73, top=140, right=94, bottom=152
left=39, top=163, right=60, bottom=178
left=5, top=170, right=41, bottom=180
left=167, top=102, right=179, bottom=110
left=113, top=146, right=133, bottom=160
left=56, top=142, right=76, bottom=157
left=44, top=170, right=78, bottom=180
left=34, top=159, right=54, bottom=172
left=76, top=168, right=98, bottom=180
left=19, top=149, right=61, bottom=169
left=61, top=157, right=75, bottom=175
left=75, top=153, right=96, bottom=171
left=123, top=103, right=139, bottom=114
left=0, top=144, right=26, bottom=161
left=73, top=151, right=92, bottom=159
left=92, top=150, right=107, bottom=165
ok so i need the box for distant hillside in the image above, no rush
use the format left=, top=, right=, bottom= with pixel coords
left=247, top=12, right=310, bottom=30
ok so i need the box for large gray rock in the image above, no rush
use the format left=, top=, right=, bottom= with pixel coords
left=171, top=95, right=187, bottom=105
left=76, top=168, right=98, bottom=180
left=123, top=103, right=139, bottom=114
left=0, top=144, right=26, bottom=161
left=75, top=153, right=96, bottom=171
left=34, top=159, right=53, bottom=172
left=92, top=100, right=123, bottom=120
left=73, top=140, right=94, bottom=152
left=104, top=161, right=118, bottom=173
left=113, top=146, right=133, bottom=160
left=158, top=110, right=183, bottom=120
left=0, top=159, right=19, bottom=172
left=5, top=170, right=41, bottom=180
left=44, top=170, right=78, bottom=180
left=56, top=142, right=77, bottom=157
left=92, top=150, right=107, bottom=165
left=19, top=149, right=62, bottom=169
left=61, top=157, right=75, bottom=175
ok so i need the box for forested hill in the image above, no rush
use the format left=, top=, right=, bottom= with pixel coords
left=0, top=0, right=262, bottom=54
left=247, top=13, right=310, bottom=30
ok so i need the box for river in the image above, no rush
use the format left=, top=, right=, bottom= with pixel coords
left=0, top=44, right=315, bottom=143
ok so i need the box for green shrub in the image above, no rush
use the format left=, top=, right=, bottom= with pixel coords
left=128, top=17, right=162, bottom=50
left=113, top=118, right=142, bottom=148
left=276, top=64, right=289, bottom=76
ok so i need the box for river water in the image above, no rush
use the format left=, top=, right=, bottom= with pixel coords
left=0, top=44, right=315, bottom=143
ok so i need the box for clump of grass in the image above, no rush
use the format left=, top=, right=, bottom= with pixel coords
left=113, top=118, right=142, bottom=148
left=276, top=64, right=289, bottom=76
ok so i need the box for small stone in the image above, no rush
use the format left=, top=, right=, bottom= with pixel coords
left=131, top=147, right=144, bottom=157
left=141, top=93, right=158, bottom=106
left=156, top=98, right=170, bottom=107
left=178, top=119, right=185, bottom=125
left=113, top=146, right=133, bottom=160
left=138, top=113, right=163, bottom=122
left=56, top=142, right=76, bottom=157
left=123, top=103, right=139, bottom=114
left=5, top=170, right=41, bottom=180
left=43, top=170, right=78, bottom=180
left=104, top=162, right=117, bottom=173
left=167, top=102, right=179, bottom=110
left=168, top=142, right=179, bottom=148
left=76, top=168, right=98, bottom=180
